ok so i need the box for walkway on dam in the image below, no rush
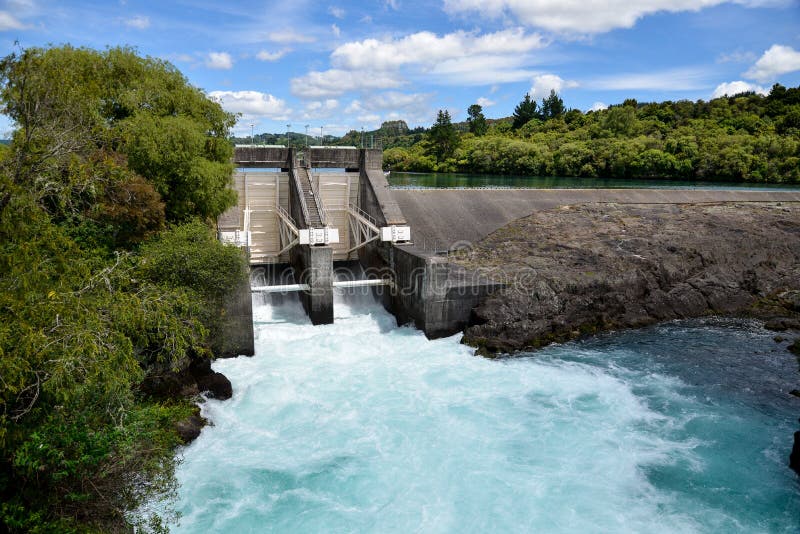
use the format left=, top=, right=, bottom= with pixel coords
left=392, top=188, right=800, bottom=251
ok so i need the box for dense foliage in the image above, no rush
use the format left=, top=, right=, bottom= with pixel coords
left=0, top=46, right=245, bottom=532
left=384, top=85, right=800, bottom=182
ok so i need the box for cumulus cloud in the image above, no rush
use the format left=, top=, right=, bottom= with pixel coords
left=0, top=11, right=26, bottom=30
left=331, top=28, right=544, bottom=71
left=267, top=29, right=316, bottom=44
left=442, top=0, right=778, bottom=34
left=256, top=49, right=290, bottom=61
left=314, top=28, right=545, bottom=87
left=711, top=80, right=768, bottom=98
left=744, top=44, right=800, bottom=82
left=530, top=73, right=578, bottom=99
left=291, top=69, right=403, bottom=98
left=209, top=90, right=291, bottom=120
left=328, top=6, right=345, bottom=19
left=124, top=15, right=150, bottom=29
left=343, top=92, right=433, bottom=125
left=332, top=23, right=341, bottom=37
left=589, top=102, right=608, bottom=112
left=291, top=27, right=547, bottom=101
left=206, top=52, right=233, bottom=70
left=476, top=97, right=495, bottom=107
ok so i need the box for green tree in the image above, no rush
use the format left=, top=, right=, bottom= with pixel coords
left=0, top=45, right=250, bottom=533
left=0, top=45, right=237, bottom=225
left=540, top=90, right=565, bottom=120
left=467, top=104, right=488, bottom=136
left=513, top=93, right=540, bottom=129
left=427, top=109, right=459, bottom=162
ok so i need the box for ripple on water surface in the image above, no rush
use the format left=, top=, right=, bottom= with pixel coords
left=172, top=291, right=800, bottom=533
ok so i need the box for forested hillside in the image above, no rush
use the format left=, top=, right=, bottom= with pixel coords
left=385, top=86, right=800, bottom=182
left=0, top=46, right=244, bottom=532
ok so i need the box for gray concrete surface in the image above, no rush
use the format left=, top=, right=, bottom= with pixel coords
left=392, top=188, right=800, bottom=250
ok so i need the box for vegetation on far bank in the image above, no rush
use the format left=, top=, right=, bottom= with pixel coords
left=381, top=87, right=800, bottom=182
left=0, top=45, right=244, bottom=532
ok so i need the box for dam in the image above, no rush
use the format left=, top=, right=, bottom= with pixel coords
left=217, top=146, right=800, bottom=355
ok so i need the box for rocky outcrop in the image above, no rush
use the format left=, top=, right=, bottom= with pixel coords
left=454, top=203, right=800, bottom=353
left=176, top=413, right=207, bottom=444
left=190, top=358, right=233, bottom=400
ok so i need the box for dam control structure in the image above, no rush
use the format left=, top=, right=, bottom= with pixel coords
left=217, top=146, right=503, bottom=352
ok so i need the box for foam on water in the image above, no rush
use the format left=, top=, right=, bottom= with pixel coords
left=171, top=291, right=800, bottom=533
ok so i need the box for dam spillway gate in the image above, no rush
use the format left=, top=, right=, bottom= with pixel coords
left=218, top=146, right=412, bottom=326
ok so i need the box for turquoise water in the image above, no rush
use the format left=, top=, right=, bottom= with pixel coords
left=389, top=172, right=800, bottom=191
left=171, top=291, right=800, bottom=533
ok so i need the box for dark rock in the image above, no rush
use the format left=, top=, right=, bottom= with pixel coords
left=774, top=336, right=785, bottom=343
left=455, top=203, right=800, bottom=353
left=196, top=371, right=233, bottom=400
left=778, top=290, right=800, bottom=313
left=789, top=339, right=800, bottom=356
left=175, top=414, right=206, bottom=444
left=791, top=431, right=800, bottom=476
left=765, top=318, right=800, bottom=331
left=789, top=389, right=800, bottom=398
left=189, top=357, right=233, bottom=399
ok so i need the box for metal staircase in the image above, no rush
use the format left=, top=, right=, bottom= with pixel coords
left=294, top=167, right=325, bottom=228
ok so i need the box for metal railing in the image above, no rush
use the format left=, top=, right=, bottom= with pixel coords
left=307, top=171, right=328, bottom=226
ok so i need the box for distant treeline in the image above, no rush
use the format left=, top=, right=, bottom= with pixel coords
left=384, top=86, right=800, bottom=182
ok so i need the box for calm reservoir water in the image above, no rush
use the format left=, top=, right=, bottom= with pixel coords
left=388, top=172, right=800, bottom=191
left=172, top=290, right=800, bottom=533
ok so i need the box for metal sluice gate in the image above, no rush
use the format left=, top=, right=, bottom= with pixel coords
left=251, top=278, right=393, bottom=293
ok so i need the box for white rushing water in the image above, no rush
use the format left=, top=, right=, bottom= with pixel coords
left=171, top=289, right=799, bottom=533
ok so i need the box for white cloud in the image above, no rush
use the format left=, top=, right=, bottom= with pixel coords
left=209, top=90, right=291, bottom=120
left=443, top=0, right=780, bottom=34
left=331, top=28, right=544, bottom=71
left=360, top=15, right=373, bottom=24
left=0, top=11, right=26, bottom=30
left=530, top=73, right=578, bottom=99
left=476, top=97, right=495, bottom=107
left=711, top=80, right=768, bottom=98
left=328, top=6, right=345, bottom=19
left=385, top=0, right=399, bottom=10
left=306, top=99, right=340, bottom=111
left=124, top=15, right=150, bottom=30
left=291, top=69, right=403, bottom=98
left=589, top=102, right=608, bottom=112
left=717, top=50, right=757, bottom=64
left=206, top=52, right=233, bottom=70
left=256, top=49, right=290, bottom=61
left=267, top=30, right=316, bottom=44
left=744, top=44, right=800, bottom=82
left=331, top=23, right=341, bottom=37
left=590, top=68, right=710, bottom=91
left=343, top=93, right=433, bottom=125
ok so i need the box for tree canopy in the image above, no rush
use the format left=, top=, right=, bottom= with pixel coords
left=427, top=109, right=459, bottom=162
left=384, top=84, right=800, bottom=181
left=0, top=46, right=247, bottom=532
left=0, top=45, right=237, bottom=225
left=513, top=93, right=539, bottom=129
left=467, top=104, right=488, bottom=136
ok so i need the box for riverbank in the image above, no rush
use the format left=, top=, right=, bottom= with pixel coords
left=452, top=202, right=799, bottom=352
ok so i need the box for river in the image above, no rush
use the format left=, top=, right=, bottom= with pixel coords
left=170, top=289, right=799, bottom=533
left=388, top=172, right=800, bottom=191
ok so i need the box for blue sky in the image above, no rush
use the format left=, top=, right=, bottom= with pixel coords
left=1, top=0, right=800, bottom=137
